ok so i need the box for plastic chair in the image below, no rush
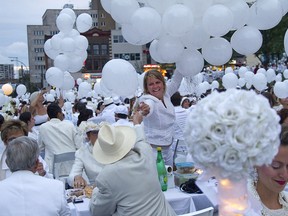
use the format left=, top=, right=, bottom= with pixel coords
left=178, top=207, right=214, bottom=216
left=52, top=152, right=75, bottom=181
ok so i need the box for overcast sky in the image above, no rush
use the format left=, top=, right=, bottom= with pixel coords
left=0, top=0, right=90, bottom=67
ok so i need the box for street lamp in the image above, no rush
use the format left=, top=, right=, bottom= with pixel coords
left=9, top=57, right=29, bottom=78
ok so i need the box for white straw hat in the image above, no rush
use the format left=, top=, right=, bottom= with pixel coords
left=93, top=124, right=136, bottom=164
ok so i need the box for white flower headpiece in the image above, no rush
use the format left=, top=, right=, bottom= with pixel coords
left=78, top=120, right=107, bottom=135
left=184, top=89, right=281, bottom=180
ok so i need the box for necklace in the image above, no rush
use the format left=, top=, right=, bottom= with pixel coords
left=248, top=179, right=288, bottom=216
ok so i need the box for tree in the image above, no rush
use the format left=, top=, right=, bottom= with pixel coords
left=255, top=14, right=288, bottom=68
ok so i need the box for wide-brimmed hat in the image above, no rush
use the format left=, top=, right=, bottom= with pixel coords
left=103, top=97, right=113, bottom=106
left=93, top=124, right=136, bottom=164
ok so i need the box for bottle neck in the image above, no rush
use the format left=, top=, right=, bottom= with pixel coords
left=156, top=150, right=163, bottom=162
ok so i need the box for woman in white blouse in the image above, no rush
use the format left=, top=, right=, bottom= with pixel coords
left=68, top=121, right=103, bottom=188
left=248, top=124, right=288, bottom=215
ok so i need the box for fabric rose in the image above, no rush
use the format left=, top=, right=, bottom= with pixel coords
left=184, top=89, right=281, bottom=180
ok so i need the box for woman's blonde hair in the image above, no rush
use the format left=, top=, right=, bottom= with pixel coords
left=143, top=70, right=166, bottom=94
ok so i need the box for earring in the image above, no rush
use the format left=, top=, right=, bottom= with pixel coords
left=252, top=167, right=258, bottom=184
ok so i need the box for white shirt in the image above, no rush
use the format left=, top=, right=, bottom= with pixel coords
left=38, top=118, right=82, bottom=175
left=68, top=143, right=103, bottom=186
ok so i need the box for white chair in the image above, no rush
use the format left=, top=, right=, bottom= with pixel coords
left=52, top=152, right=75, bottom=182
left=178, top=207, right=214, bottom=216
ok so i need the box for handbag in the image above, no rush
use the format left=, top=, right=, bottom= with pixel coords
left=180, top=178, right=202, bottom=194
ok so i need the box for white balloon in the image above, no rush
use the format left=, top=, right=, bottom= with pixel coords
left=93, top=82, right=101, bottom=95
left=45, top=94, right=55, bottom=102
left=274, top=82, right=288, bottom=99
left=51, top=33, right=63, bottom=50
left=65, top=91, right=76, bottom=102
left=231, top=26, right=263, bottom=55
left=78, top=82, right=92, bottom=98
left=225, top=67, right=233, bottom=74
left=121, top=24, right=153, bottom=46
left=149, top=39, right=165, bottom=63
left=244, top=71, right=254, bottom=85
left=157, top=35, right=185, bottom=63
left=111, top=0, right=140, bottom=24
left=76, top=78, right=82, bottom=85
left=202, top=4, right=234, bottom=37
left=101, top=59, right=138, bottom=97
left=74, top=35, right=89, bottom=51
left=64, top=101, right=73, bottom=112
left=182, top=0, right=213, bottom=18
left=252, top=73, right=267, bottom=91
left=131, top=7, right=161, bottom=42
left=60, top=8, right=76, bottom=23
left=279, top=0, right=288, bottom=16
left=62, top=73, right=75, bottom=90
left=45, top=67, right=64, bottom=88
left=16, top=84, right=27, bottom=96
left=248, top=0, right=283, bottom=30
left=56, top=13, right=74, bottom=34
left=266, top=69, right=276, bottom=83
left=65, top=29, right=80, bottom=39
left=238, top=66, right=248, bottom=78
left=76, top=13, right=93, bottom=33
left=275, top=73, right=283, bottom=82
left=44, top=39, right=59, bottom=60
left=222, top=73, right=238, bottom=89
left=224, top=0, right=249, bottom=30
left=176, top=49, right=204, bottom=77
left=67, top=54, right=84, bottom=73
left=146, top=0, right=177, bottom=14
left=284, top=69, right=288, bottom=79
left=202, top=37, right=232, bottom=66
left=100, top=0, right=112, bottom=13
left=180, top=24, right=210, bottom=50
left=0, top=94, right=6, bottom=107
left=61, top=37, right=75, bottom=53
left=257, top=68, right=267, bottom=76
left=238, top=78, right=246, bottom=87
left=285, top=29, right=288, bottom=56
left=211, top=80, right=219, bottom=89
left=54, top=54, right=69, bottom=72
left=162, top=4, right=194, bottom=37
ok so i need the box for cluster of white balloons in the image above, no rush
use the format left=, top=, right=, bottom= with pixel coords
left=101, top=0, right=288, bottom=78
left=180, top=67, right=288, bottom=99
left=44, top=8, right=92, bottom=89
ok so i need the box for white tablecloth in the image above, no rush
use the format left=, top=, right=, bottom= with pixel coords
left=69, top=188, right=214, bottom=216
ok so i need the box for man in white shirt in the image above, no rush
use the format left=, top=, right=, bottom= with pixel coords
left=112, top=105, right=133, bottom=127
left=0, top=136, right=70, bottom=216
left=38, top=103, right=82, bottom=177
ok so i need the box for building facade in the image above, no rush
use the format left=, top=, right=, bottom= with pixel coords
left=27, top=0, right=115, bottom=88
left=0, top=64, right=14, bottom=81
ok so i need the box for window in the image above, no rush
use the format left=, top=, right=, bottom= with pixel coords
left=93, top=44, right=100, bottom=55
left=114, top=53, right=141, bottom=61
left=100, top=13, right=105, bottom=18
left=34, top=31, right=44, bottom=36
left=101, top=44, right=108, bottom=55
left=113, top=35, right=127, bottom=43
left=34, top=39, right=44, bottom=45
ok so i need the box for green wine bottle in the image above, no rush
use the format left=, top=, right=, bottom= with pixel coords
left=156, top=147, right=168, bottom=191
